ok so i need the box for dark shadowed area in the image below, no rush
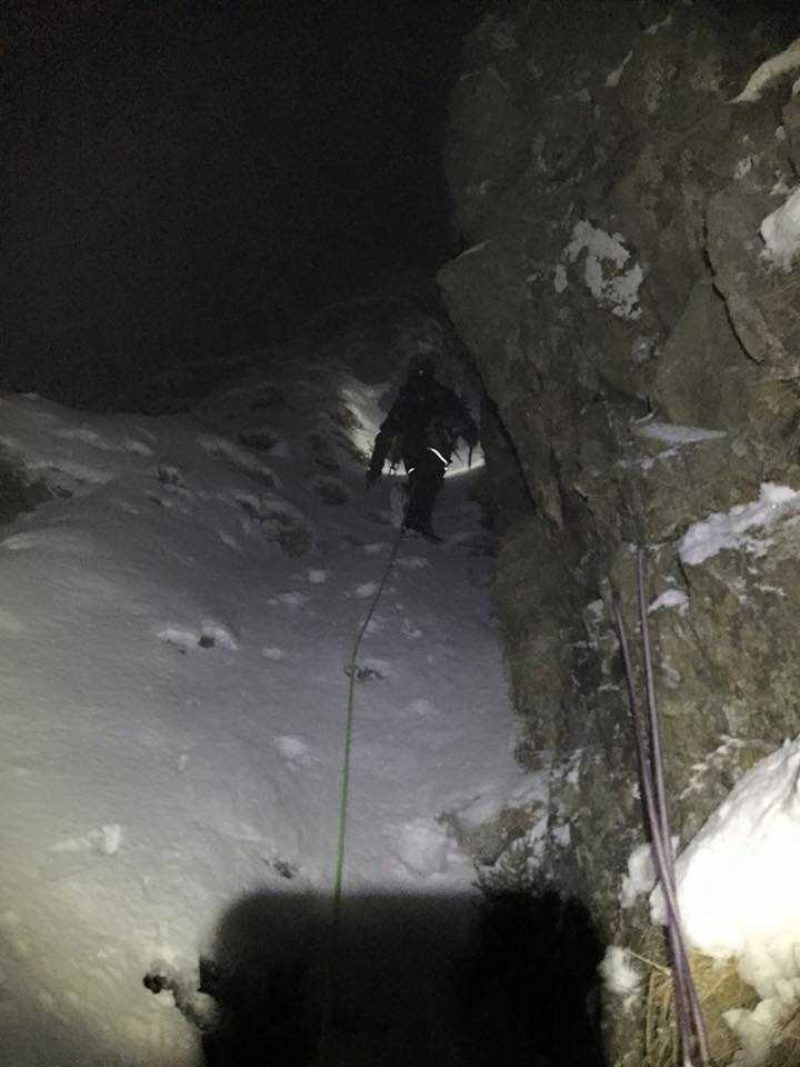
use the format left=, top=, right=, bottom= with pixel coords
left=1, top=0, right=483, bottom=409
left=144, top=888, right=606, bottom=1067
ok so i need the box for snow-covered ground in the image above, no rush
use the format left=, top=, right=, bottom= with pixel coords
left=0, top=375, right=537, bottom=1065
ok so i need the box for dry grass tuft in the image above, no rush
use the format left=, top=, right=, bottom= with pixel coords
left=764, top=1003, right=800, bottom=1067
left=640, top=946, right=800, bottom=1066
left=640, top=947, right=758, bottom=1066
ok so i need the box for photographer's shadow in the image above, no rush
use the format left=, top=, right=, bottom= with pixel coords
left=194, top=887, right=606, bottom=1067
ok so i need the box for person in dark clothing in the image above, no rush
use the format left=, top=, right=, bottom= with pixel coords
left=366, top=355, right=480, bottom=541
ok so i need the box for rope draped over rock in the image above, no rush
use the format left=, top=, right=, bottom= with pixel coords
left=613, top=551, right=709, bottom=1067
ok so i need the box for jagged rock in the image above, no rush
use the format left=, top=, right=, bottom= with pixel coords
left=707, top=190, right=800, bottom=379
left=652, top=280, right=761, bottom=431
left=439, top=3, right=800, bottom=1063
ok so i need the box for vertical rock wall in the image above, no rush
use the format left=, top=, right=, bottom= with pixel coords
left=439, top=2, right=800, bottom=1061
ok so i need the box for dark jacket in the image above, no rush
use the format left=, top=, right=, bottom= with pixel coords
left=369, top=380, right=479, bottom=477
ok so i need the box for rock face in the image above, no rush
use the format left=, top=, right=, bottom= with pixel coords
left=439, top=2, right=800, bottom=1061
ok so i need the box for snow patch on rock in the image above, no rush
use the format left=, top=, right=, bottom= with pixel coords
left=564, top=220, right=643, bottom=320
left=635, top=420, right=727, bottom=445
left=760, top=185, right=800, bottom=270
left=648, top=589, right=689, bottom=616
left=620, top=842, right=657, bottom=909
left=651, top=737, right=800, bottom=1062
left=645, top=13, right=673, bottom=36
left=599, top=946, right=642, bottom=1009
left=605, top=50, right=633, bottom=88
left=733, top=36, right=800, bottom=103
left=679, top=483, right=800, bottom=565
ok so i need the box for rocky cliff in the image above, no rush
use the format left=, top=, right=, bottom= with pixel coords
left=438, top=3, right=800, bottom=1062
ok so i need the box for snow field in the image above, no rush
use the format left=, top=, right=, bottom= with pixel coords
left=0, top=390, right=533, bottom=1065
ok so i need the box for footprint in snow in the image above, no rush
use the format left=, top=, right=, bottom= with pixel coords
left=236, top=428, right=278, bottom=452
left=407, top=698, right=439, bottom=718
left=201, top=436, right=278, bottom=489
left=268, top=592, right=309, bottom=609
left=364, top=542, right=389, bottom=556
left=218, top=531, right=242, bottom=551
left=364, top=615, right=385, bottom=636
left=156, top=465, right=188, bottom=489
left=0, top=607, right=27, bottom=634
left=1, top=532, right=37, bottom=551
left=395, top=818, right=455, bottom=876
left=367, top=508, right=397, bottom=528
left=274, top=736, right=316, bottom=769
left=52, top=427, right=155, bottom=458
left=396, top=556, right=431, bottom=571
left=265, top=855, right=299, bottom=880
left=158, top=624, right=238, bottom=653
left=344, top=656, right=390, bottom=682
left=50, top=824, right=123, bottom=856
left=124, top=439, right=154, bottom=456
left=0, top=911, right=31, bottom=960
left=44, top=825, right=124, bottom=880
left=198, top=625, right=238, bottom=649
left=311, top=476, right=349, bottom=506
left=54, top=427, right=114, bottom=450
left=3, top=528, right=98, bottom=554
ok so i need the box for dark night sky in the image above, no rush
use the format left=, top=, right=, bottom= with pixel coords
left=1, top=1, right=483, bottom=407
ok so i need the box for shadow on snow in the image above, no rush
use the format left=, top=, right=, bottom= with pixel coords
left=163, top=885, right=607, bottom=1067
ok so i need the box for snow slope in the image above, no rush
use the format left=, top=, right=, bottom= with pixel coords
left=0, top=380, right=536, bottom=1065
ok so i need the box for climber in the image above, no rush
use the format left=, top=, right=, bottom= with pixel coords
left=365, top=354, right=480, bottom=542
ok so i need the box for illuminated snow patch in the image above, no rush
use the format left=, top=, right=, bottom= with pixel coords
left=634, top=420, right=726, bottom=445
left=650, top=737, right=800, bottom=1062
left=652, top=739, right=800, bottom=968
left=648, top=589, right=689, bottom=616
left=679, top=483, right=800, bottom=565
left=564, top=220, right=643, bottom=320
left=645, top=12, right=672, bottom=35
left=620, top=842, right=657, bottom=909
left=443, top=447, right=485, bottom=477
left=395, top=818, right=460, bottom=877
left=338, top=378, right=389, bottom=458
left=761, top=185, right=800, bottom=270
left=0, top=388, right=527, bottom=1065
left=734, top=36, right=800, bottom=103
left=600, top=946, right=642, bottom=1009
left=606, top=50, right=632, bottom=88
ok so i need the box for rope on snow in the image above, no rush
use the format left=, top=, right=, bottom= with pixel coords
left=317, top=522, right=405, bottom=1062
left=333, top=522, right=404, bottom=916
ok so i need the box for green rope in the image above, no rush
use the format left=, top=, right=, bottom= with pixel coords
left=317, top=524, right=404, bottom=1062
left=333, top=525, right=403, bottom=906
